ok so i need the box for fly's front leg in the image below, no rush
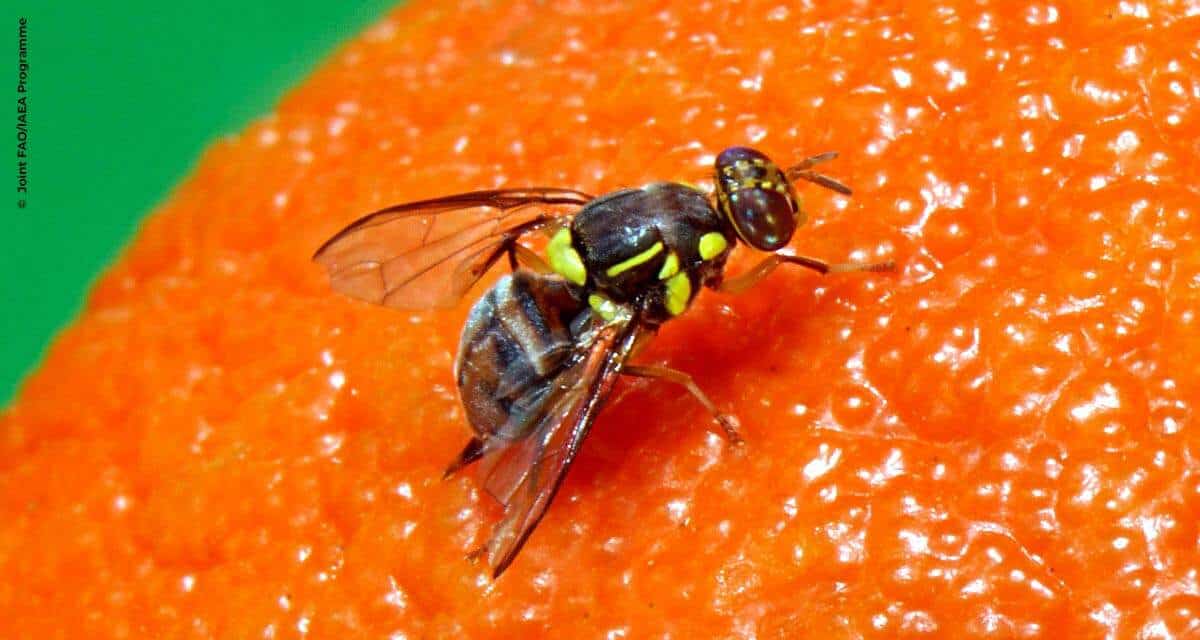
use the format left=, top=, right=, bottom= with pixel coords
left=714, top=254, right=895, bottom=295
left=622, top=364, right=743, bottom=444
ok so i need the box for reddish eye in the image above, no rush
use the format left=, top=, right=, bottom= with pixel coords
left=726, top=187, right=796, bottom=251
left=714, top=147, right=801, bottom=251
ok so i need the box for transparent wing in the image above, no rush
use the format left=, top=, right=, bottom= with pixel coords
left=312, top=188, right=594, bottom=309
left=473, top=316, right=643, bottom=578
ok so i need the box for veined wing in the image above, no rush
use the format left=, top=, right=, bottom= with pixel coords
left=313, top=188, right=594, bottom=309
left=468, top=312, right=643, bottom=578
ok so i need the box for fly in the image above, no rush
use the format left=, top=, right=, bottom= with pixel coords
left=313, top=147, right=893, bottom=577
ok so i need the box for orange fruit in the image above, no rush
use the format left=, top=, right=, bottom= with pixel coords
left=4, top=1, right=1199, bottom=637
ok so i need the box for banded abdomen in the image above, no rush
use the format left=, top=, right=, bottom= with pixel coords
left=454, top=271, right=592, bottom=440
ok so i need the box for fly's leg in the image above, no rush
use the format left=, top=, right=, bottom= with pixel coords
left=486, top=214, right=554, bottom=273
left=622, top=364, right=743, bottom=444
left=491, top=237, right=552, bottom=274
left=507, top=242, right=553, bottom=274
left=714, top=254, right=895, bottom=295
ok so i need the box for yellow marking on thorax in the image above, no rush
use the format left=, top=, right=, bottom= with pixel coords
left=547, top=228, right=587, bottom=286
left=605, top=241, right=664, bottom=277
left=698, top=232, right=729, bottom=260
left=588, top=293, right=621, bottom=321
left=664, top=272, right=692, bottom=316
left=658, top=252, right=680, bottom=280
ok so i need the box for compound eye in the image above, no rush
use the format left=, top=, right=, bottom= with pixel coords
left=727, top=187, right=797, bottom=251
left=714, top=146, right=802, bottom=251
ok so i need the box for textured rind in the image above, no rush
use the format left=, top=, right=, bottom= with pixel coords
left=3, top=1, right=1200, bottom=638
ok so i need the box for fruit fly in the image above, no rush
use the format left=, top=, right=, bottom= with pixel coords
left=313, top=147, right=893, bottom=577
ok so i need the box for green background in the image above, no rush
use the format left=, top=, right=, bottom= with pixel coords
left=2, top=2, right=398, bottom=405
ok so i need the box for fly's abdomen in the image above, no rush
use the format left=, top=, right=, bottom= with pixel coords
left=455, top=271, right=589, bottom=440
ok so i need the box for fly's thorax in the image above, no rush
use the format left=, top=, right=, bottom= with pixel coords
left=714, top=147, right=803, bottom=251
left=547, top=182, right=735, bottom=324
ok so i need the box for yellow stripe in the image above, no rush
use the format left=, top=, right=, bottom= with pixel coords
left=588, top=293, right=620, bottom=321
left=605, top=241, right=664, bottom=277
left=664, top=272, right=692, bottom=316
left=698, top=232, right=728, bottom=260
left=657, top=252, right=680, bottom=280
left=547, top=228, right=587, bottom=285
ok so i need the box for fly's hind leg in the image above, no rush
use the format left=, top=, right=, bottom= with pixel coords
left=443, top=437, right=485, bottom=479
left=622, top=364, right=743, bottom=445
left=472, top=235, right=553, bottom=284
left=507, top=242, right=553, bottom=274
left=714, top=254, right=895, bottom=295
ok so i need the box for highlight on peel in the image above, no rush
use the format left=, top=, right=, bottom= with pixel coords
left=3, top=1, right=1199, bottom=638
